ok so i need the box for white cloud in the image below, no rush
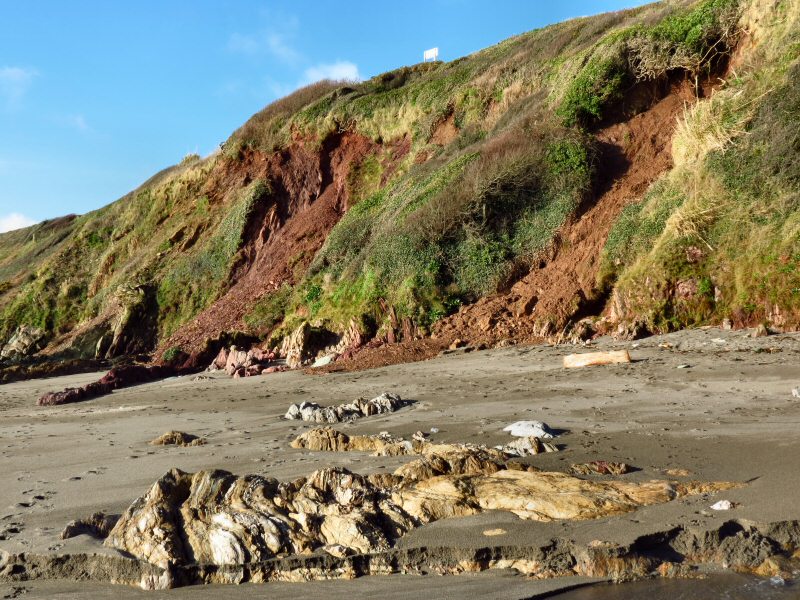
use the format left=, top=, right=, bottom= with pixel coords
left=0, top=66, right=37, bottom=107
left=0, top=213, right=37, bottom=233
left=302, top=61, right=361, bottom=84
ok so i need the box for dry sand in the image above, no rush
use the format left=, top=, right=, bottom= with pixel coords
left=1, top=327, right=799, bottom=598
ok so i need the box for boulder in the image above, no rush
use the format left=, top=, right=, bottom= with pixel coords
left=207, top=347, right=229, bottom=371
left=280, top=322, right=311, bottom=369
left=149, top=431, right=205, bottom=447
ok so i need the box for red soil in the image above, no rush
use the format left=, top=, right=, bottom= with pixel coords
left=162, top=132, right=409, bottom=356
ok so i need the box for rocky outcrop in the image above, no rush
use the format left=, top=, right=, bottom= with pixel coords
left=570, top=461, right=632, bottom=476
left=290, top=427, right=557, bottom=459
left=102, top=465, right=738, bottom=574
left=103, top=284, right=159, bottom=359
left=207, top=345, right=281, bottom=377
left=284, top=393, right=411, bottom=423
left=0, top=326, right=47, bottom=362
left=5, top=518, right=800, bottom=589
left=37, top=364, right=183, bottom=406
left=149, top=431, right=206, bottom=447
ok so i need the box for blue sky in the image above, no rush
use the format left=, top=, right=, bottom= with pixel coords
left=0, top=0, right=650, bottom=232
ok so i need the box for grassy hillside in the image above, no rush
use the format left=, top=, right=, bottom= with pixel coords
left=0, top=0, right=796, bottom=363
left=600, top=0, right=800, bottom=330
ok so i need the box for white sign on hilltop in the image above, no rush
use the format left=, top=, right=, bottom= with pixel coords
left=423, top=47, right=439, bottom=62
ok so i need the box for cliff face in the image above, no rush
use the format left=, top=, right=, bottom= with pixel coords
left=1, top=0, right=797, bottom=365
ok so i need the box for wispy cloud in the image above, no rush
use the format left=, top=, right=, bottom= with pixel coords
left=0, top=66, right=37, bottom=108
left=0, top=212, right=37, bottom=233
left=302, top=61, right=361, bottom=84
left=56, top=113, right=91, bottom=133
left=227, top=12, right=302, bottom=65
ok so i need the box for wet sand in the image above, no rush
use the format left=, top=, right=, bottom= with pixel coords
left=1, top=327, right=799, bottom=597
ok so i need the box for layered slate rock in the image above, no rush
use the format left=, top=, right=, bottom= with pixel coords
left=284, top=392, right=411, bottom=423
left=105, top=465, right=737, bottom=569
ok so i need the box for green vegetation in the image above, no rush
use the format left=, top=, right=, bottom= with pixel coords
left=599, top=0, right=800, bottom=329
left=3, top=0, right=798, bottom=358
left=557, top=0, right=740, bottom=126
left=156, top=179, right=267, bottom=338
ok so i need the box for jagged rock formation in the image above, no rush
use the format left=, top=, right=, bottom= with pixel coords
left=102, top=465, right=737, bottom=576
left=570, top=461, right=632, bottom=476
left=284, top=393, right=411, bottom=423
left=149, top=431, right=206, bottom=447
left=207, top=345, right=282, bottom=377
left=0, top=326, right=47, bottom=362
left=290, top=427, right=557, bottom=458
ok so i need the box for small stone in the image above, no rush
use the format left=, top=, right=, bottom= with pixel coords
left=722, top=318, right=733, bottom=330
left=792, top=388, right=799, bottom=399
left=149, top=431, right=205, bottom=447
left=710, top=499, right=734, bottom=511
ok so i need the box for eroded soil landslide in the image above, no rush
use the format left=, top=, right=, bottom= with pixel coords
left=1, top=328, right=799, bottom=597
left=435, top=78, right=705, bottom=347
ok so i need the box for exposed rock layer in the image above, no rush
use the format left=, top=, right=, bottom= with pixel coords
left=102, top=465, right=737, bottom=575
left=284, top=393, right=412, bottom=423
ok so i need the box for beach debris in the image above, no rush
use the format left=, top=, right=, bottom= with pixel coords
left=503, top=420, right=555, bottom=438
left=483, top=528, right=507, bottom=536
left=430, top=427, right=440, bottom=434
left=676, top=364, right=691, bottom=369
left=663, top=468, right=693, bottom=477
left=569, top=461, right=632, bottom=476
left=284, top=392, right=411, bottom=423
left=103, top=466, right=739, bottom=569
left=311, top=354, right=335, bottom=368
left=710, top=500, right=735, bottom=511
left=563, top=350, right=631, bottom=368
left=149, top=431, right=205, bottom=447
left=792, top=388, right=799, bottom=398
left=61, top=511, right=119, bottom=540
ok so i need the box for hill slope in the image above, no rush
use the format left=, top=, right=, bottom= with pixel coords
left=1, top=0, right=797, bottom=368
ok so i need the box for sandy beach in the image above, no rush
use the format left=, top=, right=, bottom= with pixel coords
left=1, top=327, right=799, bottom=597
